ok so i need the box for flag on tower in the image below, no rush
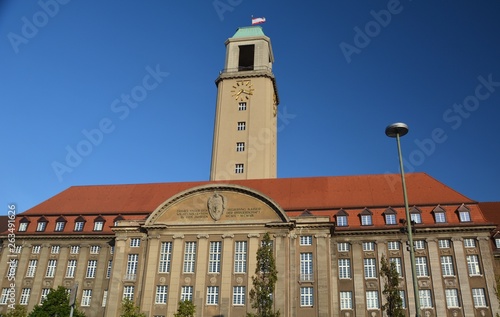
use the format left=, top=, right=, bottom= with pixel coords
left=251, top=17, right=266, bottom=25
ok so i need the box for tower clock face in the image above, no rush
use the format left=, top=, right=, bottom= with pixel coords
left=231, top=80, right=254, bottom=101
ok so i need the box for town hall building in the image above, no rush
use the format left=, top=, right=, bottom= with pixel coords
left=1, top=26, right=498, bottom=317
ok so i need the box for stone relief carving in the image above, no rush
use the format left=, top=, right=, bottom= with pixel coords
left=207, top=192, right=225, bottom=221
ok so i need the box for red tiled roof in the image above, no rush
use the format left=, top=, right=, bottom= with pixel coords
left=23, top=172, right=473, bottom=215
left=10, top=173, right=490, bottom=235
left=479, top=202, right=500, bottom=228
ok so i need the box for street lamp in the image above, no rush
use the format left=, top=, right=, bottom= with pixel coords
left=385, top=122, right=421, bottom=317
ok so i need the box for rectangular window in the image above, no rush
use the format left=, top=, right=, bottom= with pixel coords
left=300, top=253, right=313, bottom=281
left=102, top=290, right=108, bottom=307
left=55, top=221, right=65, bottom=231
left=70, top=245, right=80, bottom=254
left=236, top=142, right=245, bottom=152
left=0, top=288, right=10, bottom=305
left=464, top=238, right=476, bottom=248
left=388, top=241, right=400, bottom=250
left=123, top=286, right=134, bottom=300
left=93, top=221, right=103, bottom=231
left=106, top=260, right=113, bottom=278
left=181, top=286, right=193, bottom=302
left=130, top=238, right=141, bottom=247
left=36, top=222, right=46, bottom=232
left=234, top=241, right=247, bottom=273
left=338, top=242, right=350, bottom=252
left=467, top=255, right=481, bottom=276
left=51, top=245, right=60, bottom=254
left=15, top=245, right=22, bottom=253
left=336, top=215, right=348, bottom=227
left=459, top=211, right=471, bottom=222
left=364, top=258, right=376, bottom=278
left=399, top=290, right=406, bottom=308
left=438, top=239, right=451, bottom=248
left=362, top=242, right=375, bottom=251
left=155, top=285, right=168, bottom=304
left=235, top=164, right=244, bottom=174
left=389, top=257, right=402, bottom=276
left=233, top=286, right=246, bottom=305
left=385, top=214, right=396, bottom=225
left=238, top=102, right=247, bottom=111
left=495, top=239, right=500, bottom=249
left=445, top=289, right=459, bottom=308
left=74, top=221, right=84, bottom=232
left=411, top=213, right=422, bottom=223
left=66, top=260, right=77, bottom=278
left=45, top=259, right=57, bottom=278
left=237, top=122, right=246, bottom=131
left=366, top=291, right=379, bottom=309
left=40, top=289, right=50, bottom=304
left=26, top=260, right=37, bottom=277
left=86, top=260, right=97, bottom=278
left=208, top=241, right=222, bottom=273
left=90, top=245, right=100, bottom=254
left=206, top=286, right=219, bottom=305
left=81, top=289, right=92, bottom=307
left=441, top=256, right=455, bottom=276
left=20, top=289, right=30, bottom=305
left=300, top=287, right=313, bottom=307
left=32, top=245, right=41, bottom=254
left=300, top=236, right=313, bottom=246
left=159, top=242, right=172, bottom=273
left=339, top=258, right=351, bottom=279
left=340, top=291, right=352, bottom=310
left=415, top=257, right=429, bottom=277
left=183, top=242, right=197, bottom=273
left=435, top=212, right=446, bottom=223
left=361, top=215, right=372, bottom=226
left=472, top=288, right=487, bottom=307
left=419, top=289, right=433, bottom=308
left=18, top=222, right=28, bottom=232
left=126, top=254, right=139, bottom=280
left=414, top=240, right=425, bottom=249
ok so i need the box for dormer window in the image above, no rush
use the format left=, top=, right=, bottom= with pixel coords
left=113, top=215, right=124, bottom=227
left=457, top=204, right=471, bottom=222
left=360, top=208, right=373, bottom=226
left=383, top=208, right=397, bottom=225
left=93, top=216, right=105, bottom=232
left=55, top=216, right=66, bottom=232
left=432, top=205, right=447, bottom=223
left=410, top=206, right=422, bottom=224
left=36, top=217, right=47, bottom=232
left=336, top=209, right=348, bottom=227
left=18, top=217, right=30, bottom=232
left=74, top=216, right=86, bottom=232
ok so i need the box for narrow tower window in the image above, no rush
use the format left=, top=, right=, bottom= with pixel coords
left=238, top=45, right=255, bottom=71
left=236, top=142, right=245, bottom=152
left=238, top=102, right=247, bottom=111
left=235, top=164, right=244, bottom=174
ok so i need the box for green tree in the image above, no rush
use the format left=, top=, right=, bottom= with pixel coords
left=120, top=298, right=146, bottom=317
left=28, top=286, right=85, bottom=317
left=174, top=300, right=196, bottom=317
left=247, top=232, right=280, bottom=317
left=380, top=255, right=405, bottom=317
left=5, top=304, right=27, bottom=317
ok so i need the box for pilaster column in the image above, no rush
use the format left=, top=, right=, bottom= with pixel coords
left=166, top=234, right=185, bottom=317
left=140, top=234, right=160, bottom=314
left=289, top=233, right=298, bottom=317
left=452, top=237, right=474, bottom=316
left=315, top=234, right=330, bottom=317
left=106, top=237, right=127, bottom=317
left=426, top=238, right=446, bottom=316
left=478, top=236, right=498, bottom=316
left=352, top=240, right=366, bottom=316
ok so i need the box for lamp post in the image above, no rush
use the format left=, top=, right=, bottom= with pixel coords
left=385, top=122, right=421, bottom=317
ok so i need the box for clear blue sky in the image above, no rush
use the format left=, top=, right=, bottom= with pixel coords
left=1, top=1, right=499, bottom=214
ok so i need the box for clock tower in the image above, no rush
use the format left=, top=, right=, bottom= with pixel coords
left=210, top=26, right=279, bottom=180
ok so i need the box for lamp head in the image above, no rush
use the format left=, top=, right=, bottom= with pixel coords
left=385, top=122, right=409, bottom=138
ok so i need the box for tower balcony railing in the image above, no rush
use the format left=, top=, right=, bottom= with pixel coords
left=220, top=65, right=272, bottom=74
